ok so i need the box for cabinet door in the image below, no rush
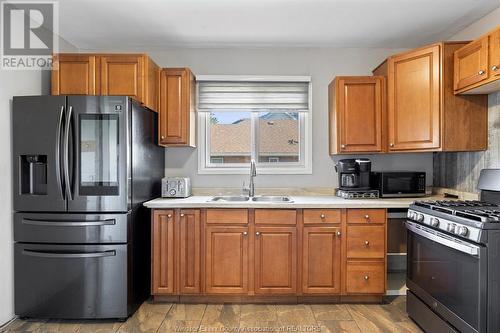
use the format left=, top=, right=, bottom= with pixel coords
left=52, top=54, right=98, bottom=95
left=490, top=29, right=500, bottom=78
left=100, top=55, right=144, bottom=102
left=454, top=37, right=489, bottom=91
left=388, top=45, right=441, bottom=151
left=302, top=227, right=341, bottom=294
left=159, top=68, right=193, bottom=146
left=179, top=210, right=201, bottom=294
left=205, top=226, right=248, bottom=294
left=336, top=77, right=384, bottom=153
left=254, top=227, right=297, bottom=294
left=152, top=210, right=175, bottom=294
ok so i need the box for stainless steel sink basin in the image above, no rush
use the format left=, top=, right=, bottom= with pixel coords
left=208, top=196, right=250, bottom=202
left=251, top=196, right=293, bottom=203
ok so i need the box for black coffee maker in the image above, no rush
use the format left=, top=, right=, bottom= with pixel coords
left=335, top=158, right=371, bottom=190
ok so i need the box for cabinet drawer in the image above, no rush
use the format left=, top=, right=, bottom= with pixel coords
left=206, top=209, right=248, bottom=225
left=347, top=209, right=385, bottom=224
left=346, top=261, right=385, bottom=294
left=303, top=209, right=341, bottom=224
left=255, top=209, right=297, bottom=225
left=347, top=225, right=385, bottom=259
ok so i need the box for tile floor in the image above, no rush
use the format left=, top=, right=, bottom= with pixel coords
left=1, top=296, right=423, bottom=333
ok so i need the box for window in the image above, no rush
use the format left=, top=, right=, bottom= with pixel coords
left=197, top=76, right=312, bottom=174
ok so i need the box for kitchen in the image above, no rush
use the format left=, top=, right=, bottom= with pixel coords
left=1, top=1, right=500, bottom=332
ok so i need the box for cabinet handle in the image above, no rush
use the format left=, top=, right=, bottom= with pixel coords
left=336, top=231, right=341, bottom=237
left=493, top=65, right=499, bottom=71
left=365, top=240, right=370, bottom=246
left=180, top=213, right=185, bottom=217
left=341, top=144, right=346, bottom=149
left=255, top=232, right=260, bottom=236
left=365, top=215, right=370, bottom=219
left=389, top=143, right=394, bottom=147
left=364, top=275, right=370, bottom=280
left=167, top=214, right=172, bottom=218
left=243, top=231, right=248, bottom=236
left=478, top=70, right=486, bottom=75
left=161, top=135, right=165, bottom=140
left=320, top=214, right=326, bottom=219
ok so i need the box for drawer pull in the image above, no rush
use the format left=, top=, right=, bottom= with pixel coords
left=243, top=231, right=248, bottom=236
left=341, top=144, right=346, bottom=149
left=364, top=275, right=370, bottom=280
left=364, top=240, right=370, bottom=246
left=167, top=214, right=172, bottom=218
left=478, top=70, right=486, bottom=75
left=320, top=214, right=326, bottom=219
left=180, top=213, right=185, bottom=217
left=336, top=231, right=341, bottom=236
left=364, top=215, right=370, bottom=219
left=492, top=65, right=499, bottom=71
left=255, top=232, right=261, bottom=236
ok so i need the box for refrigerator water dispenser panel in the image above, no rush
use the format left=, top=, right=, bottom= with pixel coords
left=20, top=155, right=47, bottom=195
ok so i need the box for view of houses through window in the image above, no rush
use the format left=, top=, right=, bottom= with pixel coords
left=208, top=111, right=300, bottom=165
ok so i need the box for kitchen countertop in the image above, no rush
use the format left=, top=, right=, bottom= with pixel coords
left=144, top=195, right=446, bottom=209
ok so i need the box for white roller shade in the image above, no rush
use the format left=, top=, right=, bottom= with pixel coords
left=197, top=77, right=310, bottom=112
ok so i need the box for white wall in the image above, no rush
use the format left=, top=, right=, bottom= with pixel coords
left=450, top=6, right=500, bottom=40
left=0, top=36, right=77, bottom=326
left=143, top=47, right=434, bottom=188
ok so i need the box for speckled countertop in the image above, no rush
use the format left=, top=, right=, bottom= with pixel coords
left=143, top=195, right=448, bottom=209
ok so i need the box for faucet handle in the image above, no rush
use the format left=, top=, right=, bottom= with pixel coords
left=241, top=181, right=250, bottom=195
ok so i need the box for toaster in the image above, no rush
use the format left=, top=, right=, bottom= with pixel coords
left=162, top=177, right=191, bottom=198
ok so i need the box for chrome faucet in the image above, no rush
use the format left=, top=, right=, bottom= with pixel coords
left=242, top=159, right=257, bottom=197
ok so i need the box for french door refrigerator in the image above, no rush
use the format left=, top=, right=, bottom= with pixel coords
left=12, top=95, right=164, bottom=319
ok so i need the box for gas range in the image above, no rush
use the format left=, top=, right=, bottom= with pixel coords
left=407, top=200, right=500, bottom=244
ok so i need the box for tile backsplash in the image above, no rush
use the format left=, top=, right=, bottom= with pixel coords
left=434, top=92, right=500, bottom=193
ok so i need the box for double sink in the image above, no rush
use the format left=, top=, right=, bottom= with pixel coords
left=209, top=195, right=293, bottom=203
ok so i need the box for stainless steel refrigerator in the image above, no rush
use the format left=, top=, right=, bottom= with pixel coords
left=12, top=95, right=164, bottom=319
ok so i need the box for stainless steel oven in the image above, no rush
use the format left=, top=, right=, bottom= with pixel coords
left=406, top=221, right=487, bottom=333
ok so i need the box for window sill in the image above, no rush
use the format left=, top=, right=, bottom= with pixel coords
left=197, top=166, right=313, bottom=175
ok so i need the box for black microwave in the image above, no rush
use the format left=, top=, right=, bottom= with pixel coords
left=370, top=171, right=426, bottom=198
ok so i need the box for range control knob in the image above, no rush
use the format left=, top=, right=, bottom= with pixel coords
left=416, top=214, right=425, bottom=223
left=447, top=223, right=456, bottom=233
left=430, top=218, right=440, bottom=227
left=458, top=226, right=469, bottom=237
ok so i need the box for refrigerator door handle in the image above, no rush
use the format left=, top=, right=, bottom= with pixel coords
left=55, top=105, right=65, bottom=200
left=63, top=105, right=73, bottom=201
left=22, top=249, right=116, bottom=259
left=22, top=218, right=116, bottom=227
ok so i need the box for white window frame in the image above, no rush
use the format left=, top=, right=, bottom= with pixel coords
left=197, top=75, right=312, bottom=175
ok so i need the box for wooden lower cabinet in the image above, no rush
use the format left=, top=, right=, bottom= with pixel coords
left=179, top=210, right=201, bottom=294
left=302, top=227, right=341, bottom=294
left=205, top=226, right=249, bottom=294
left=151, top=208, right=387, bottom=299
left=254, top=227, right=297, bottom=294
left=151, top=210, right=175, bottom=295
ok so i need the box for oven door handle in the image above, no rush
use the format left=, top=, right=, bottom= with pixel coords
left=406, top=221, right=480, bottom=257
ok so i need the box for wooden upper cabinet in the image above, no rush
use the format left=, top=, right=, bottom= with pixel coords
left=159, top=68, right=196, bottom=147
left=490, top=29, right=500, bottom=78
left=151, top=210, right=175, bottom=295
left=377, top=42, right=487, bottom=152
left=51, top=53, right=159, bottom=112
left=329, top=76, right=385, bottom=154
left=100, top=54, right=144, bottom=102
left=302, top=227, right=341, bottom=294
left=52, top=54, right=98, bottom=95
left=179, top=210, right=201, bottom=294
left=388, top=44, right=441, bottom=151
left=453, top=26, right=500, bottom=94
left=454, top=37, right=489, bottom=91
left=254, top=227, right=297, bottom=294
left=205, top=226, right=249, bottom=294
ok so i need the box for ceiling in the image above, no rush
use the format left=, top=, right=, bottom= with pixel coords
left=57, top=0, right=500, bottom=50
